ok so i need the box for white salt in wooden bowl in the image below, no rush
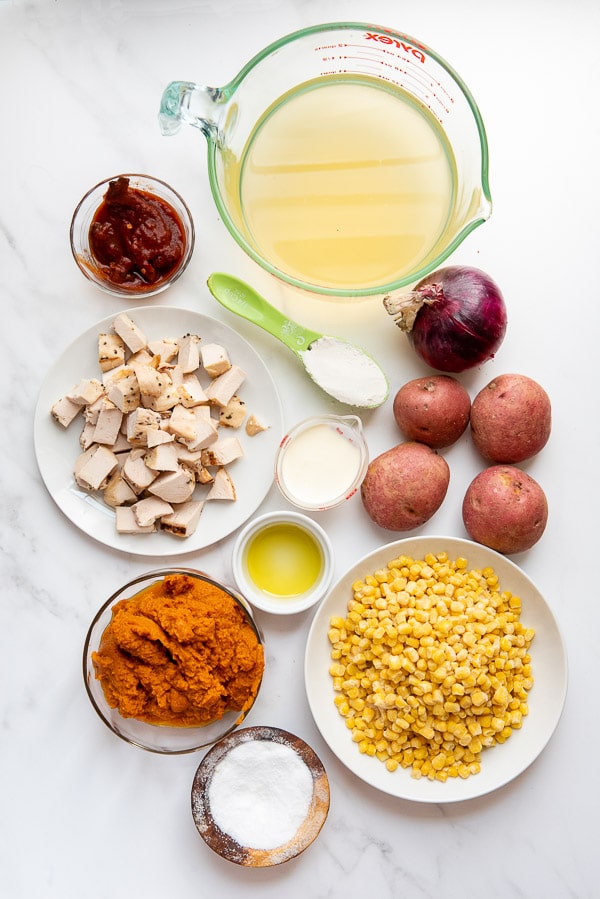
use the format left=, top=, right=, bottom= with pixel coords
left=191, top=725, right=330, bottom=866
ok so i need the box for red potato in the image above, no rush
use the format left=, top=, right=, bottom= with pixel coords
left=393, top=375, right=471, bottom=449
left=361, top=442, right=450, bottom=531
left=470, top=373, right=551, bottom=463
left=462, top=465, right=548, bottom=554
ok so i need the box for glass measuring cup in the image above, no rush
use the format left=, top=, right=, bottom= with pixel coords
left=159, top=22, right=491, bottom=299
left=274, top=414, right=369, bottom=511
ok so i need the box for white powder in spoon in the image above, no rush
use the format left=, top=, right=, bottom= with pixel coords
left=299, top=336, right=388, bottom=408
left=207, top=739, right=314, bottom=850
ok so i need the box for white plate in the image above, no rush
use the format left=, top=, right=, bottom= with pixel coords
left=34, top=306, right=283, bottom=556
left=305, top=536, right=568, bottom=803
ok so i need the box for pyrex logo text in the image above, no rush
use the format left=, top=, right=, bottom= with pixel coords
left=365, top=32, right=426, bottom=63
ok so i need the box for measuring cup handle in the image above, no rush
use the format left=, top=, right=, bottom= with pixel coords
left=159, top=81, right=222, bottom=139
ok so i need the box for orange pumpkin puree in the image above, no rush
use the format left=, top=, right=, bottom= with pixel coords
left=92, top=573, right=264, bottom=727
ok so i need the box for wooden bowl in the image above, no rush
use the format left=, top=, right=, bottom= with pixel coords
left=191, top=725, right=330, bottom=865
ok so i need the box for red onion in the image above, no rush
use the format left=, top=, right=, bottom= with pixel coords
left=383, top=266, right=507, bottom=373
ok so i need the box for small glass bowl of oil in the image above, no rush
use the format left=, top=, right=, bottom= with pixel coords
left=232, top=511, right=334, bottom=615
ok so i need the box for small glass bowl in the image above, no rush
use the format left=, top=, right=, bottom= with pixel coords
left=70, top=173, right=195, bottom=298
left=274, top=414, right=369, bottom=511
left=232, top=511, right=334, bottom=615
left=83, top=568, right=264, bottom=754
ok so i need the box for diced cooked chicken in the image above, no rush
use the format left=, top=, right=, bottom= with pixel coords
left=201, top=343, right=231, bottom=377
left=83, top=394, right=106, bottom=425
left=245, top=414, right=269, bottom=436
left=54, top=313, right=252, bottom=540
left=106, top=369, right=140, bottom=413
left=79, top=420, right=96, bottom=450
left=74, top=444, right=119, bottom=491
left=147, top=337, right=179, bottom=362
left=68, top=378, right=104, bottom=406
left=176, top=372, right=208, bottom=407
left=140, top=373, right=179, bottom=412
left=192, top=404, right=212, bottom=422
left=146, top=428, right=175, bottom=448
left=126, top=407, right=162, bottom=446
left=101, top=363, right=126, bottom=389
left=122, top=447, right=158, bottom=494
left=205, top=364, right=246, bottom=407
left=185, top=412, right=219, bottom=452
left=51, top=395, right=82, bottom=428
left=196, top=467, right=214, bottom=484
left=131, top=361, right=164, bottom=398
left=131, top=496, right=174, bottom=528
left=98, top=333, right=125, bottom=372
left=176, top=447, right=213, bottom=484
left=147, top=467, right=195, bottom=504
left=115, top=505, right=156, bottom=534
left=166, top=404, right=218, bottom=451
left=127, top=348, right=153, bottom=366
left=93, top=399, right=123, bottom=446
left=111, top=431, right=133, bottom=453
left=175, top=446, right=203, bottom=466
left=144, top=441, right=181, bottom=472
left=176, top=333, right=201, bottom=373
left=201, top=436, right=244, bottom=467
left=206, top=467, right=236, bottom=501
left=166, top=404, right=199, bottom=442
left=103, top=469, right=138, bottom=507
left=112, top=313, right=147, bottom=354
left=160, top=500, right=204, bottom=538
left=219, top=394, right=247, bottom=429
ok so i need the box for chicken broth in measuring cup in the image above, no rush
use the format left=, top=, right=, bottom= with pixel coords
left=226, top=76, right=457, bottom=292
left=160, top=23, right=491, bottom=298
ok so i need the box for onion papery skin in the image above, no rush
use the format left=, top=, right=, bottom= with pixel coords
left=409, top=267, right=507, bottom=373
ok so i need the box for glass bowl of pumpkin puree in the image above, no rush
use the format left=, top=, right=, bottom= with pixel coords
left=83, top=568, right=265, bottom=753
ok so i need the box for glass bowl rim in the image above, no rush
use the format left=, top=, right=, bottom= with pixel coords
left=70, top=173, right=195, bottom=298
left=82, top=567, right=264, bottom=754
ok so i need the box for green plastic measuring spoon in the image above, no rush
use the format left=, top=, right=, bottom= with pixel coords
left=207, top=273, right=389, bottom=408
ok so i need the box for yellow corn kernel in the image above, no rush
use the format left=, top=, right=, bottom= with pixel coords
left=360, top=706, right=374, bottom=724
left=493, top=685, right=510, bottom=707
left=471, top=690, right=489, bottom=708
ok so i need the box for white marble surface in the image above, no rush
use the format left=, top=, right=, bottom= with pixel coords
left=1, top=0, right=598, bottom=896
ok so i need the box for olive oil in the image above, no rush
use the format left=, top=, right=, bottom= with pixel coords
left=230, top=75, right=456, bottom=291
left=245, top=523, right=323, bottom=598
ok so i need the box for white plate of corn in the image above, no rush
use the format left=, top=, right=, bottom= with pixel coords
left=305, top=535, right=567, bottom=802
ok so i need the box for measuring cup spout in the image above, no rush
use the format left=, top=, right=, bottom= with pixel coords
left=159, top=80, right=223, bottom=140
left=341, top=414, right=365, bottom=437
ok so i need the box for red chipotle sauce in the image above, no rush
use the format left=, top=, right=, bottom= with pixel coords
left=89, top=177, right=186, bottom=290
